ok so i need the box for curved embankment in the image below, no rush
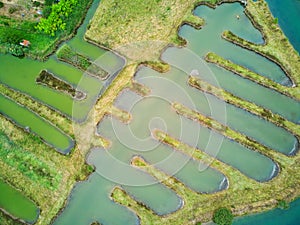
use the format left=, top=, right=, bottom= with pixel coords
left=222, top=0, right=300, bottom=90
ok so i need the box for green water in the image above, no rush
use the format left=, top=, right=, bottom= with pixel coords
left=0, top=0, right=120, bottom=153
left=133, top=67, right=277, bottom=182
left=0, top=0, right=297, bottom=224
left=136, top=66, right=298, bottom=156
left=98, top=115, right=227, bottom=193
left=53, top=173, right=140, bottom=225
left=0, top=93, right=73, bottom=153
left=180, top=3, right=292, bottom=86
left=0, top=179, right=39, bottom=224
left=163, top=2, right=300, bottom=124
left=163, top=47, right=300, bottom=125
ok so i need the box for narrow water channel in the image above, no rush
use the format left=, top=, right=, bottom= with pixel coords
left=0, top=93, right=73, bottom=153
left=0, top=179, right=39, bottom=224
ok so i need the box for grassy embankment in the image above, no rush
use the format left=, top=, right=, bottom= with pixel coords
left=0, top=0, right=93, bottom=59
left=221, top=0, right=300, bottom=93
left=0, top=1, right=98, bottom=223
left=0, top=79, right=91, bottom=224
left=188, top=75, right=300, bottom=135
left=85, top=0, right=300, bottom=224
left=0, top=113, right=93, bottom=225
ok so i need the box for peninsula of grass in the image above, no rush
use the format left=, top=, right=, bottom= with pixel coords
left=114, top=132, right=300, bottom=225
left=205, top=52, right=300, bottom=99
left=0, top=83, right=73, bottom=136
left=56, top=44, right=108, bottom=79
left=36, top=70, right=86, bottom=100
left=221, top=0, right=300, bottom=88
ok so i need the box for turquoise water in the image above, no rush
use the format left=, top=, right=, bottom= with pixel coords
left=234, top=0, right=300, bottom=224
left=134, top=67, right=278, bottom=182
left=264, top=0, right=300, bottom=53
left=136, top=66, right=298, bottom=156
left=233, top=198, right=300, bottom=225
left=178, top=3, right=292, bottom=86
left=167, top=2, right=300, bottom=124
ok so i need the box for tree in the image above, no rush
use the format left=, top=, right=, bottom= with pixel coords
left=212, top=207, right=234, bottom=225
left=36, top=0, right=78, bottom=36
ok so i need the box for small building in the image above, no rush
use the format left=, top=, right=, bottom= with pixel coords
left=20, top=39, right=31, bottom=47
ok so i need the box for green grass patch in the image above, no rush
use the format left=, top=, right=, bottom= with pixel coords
left=36, top=69, right=86, bottom=99
left=0, top=130, right=61, bottom=190
left=56, top=44, right=108, bottom=79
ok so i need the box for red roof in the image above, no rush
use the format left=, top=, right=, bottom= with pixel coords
left=20, top=40, right=31, bottom=47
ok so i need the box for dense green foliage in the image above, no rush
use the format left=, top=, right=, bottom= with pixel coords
left=4, top=43, right=25, bottom=57
left=0, top=2, right=4, bottom=8
left=0, top=0, right=91, bottom=58
left=277, top=200, right=290, bottom=209
left=0, top=131, right=61, bottom=189
left=212, top=207, right=234, bottom=225
left=33, top=1, right=41, bottom=7
left=36, top=0, right=78, bottom=36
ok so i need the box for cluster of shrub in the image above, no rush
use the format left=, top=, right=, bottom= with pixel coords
left=36, top=0, right=79, bottom=36
left=0, top=29, right=26, bottom=57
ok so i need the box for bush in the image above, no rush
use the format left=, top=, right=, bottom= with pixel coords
left=0, top=2, right=4, bottom=8
left=212, top=207, right=234, bottom=225
left=277, top=200, right=289, bottom=210
left=33, top=1, right=41, bottom=7
left=36, top=0, right=79, bottom=36
left=9, top=6, right=18, bottom=14
left=45, top=0, right=56, bottom=6
left=42, top=5, right=52, bottom=18
left=5, top=43, right=24, bottom=57
left=0, top=29, right=22, bottom=44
